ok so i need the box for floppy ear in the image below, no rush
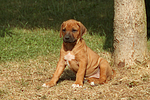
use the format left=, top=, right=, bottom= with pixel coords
left=77, top=22, right=87, bottom=38
left=60, top=22, right=65, bottom=38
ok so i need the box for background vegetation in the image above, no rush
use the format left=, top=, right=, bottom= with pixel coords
left=0, top=0, right=114, bottom=62
left=0, top=0, right=114, bottom=32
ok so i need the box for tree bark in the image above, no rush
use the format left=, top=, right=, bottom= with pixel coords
left=113, top=0, right=147, bottom=67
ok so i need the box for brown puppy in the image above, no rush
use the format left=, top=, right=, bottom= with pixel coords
left=42, top=19, right=115, bottom=88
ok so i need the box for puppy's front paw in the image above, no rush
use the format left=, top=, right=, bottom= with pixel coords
left=42, top=83, right=49, bottom=87
left=90, top=82, right=95, bottom=86
left=72, top=84, right=83, bottom=88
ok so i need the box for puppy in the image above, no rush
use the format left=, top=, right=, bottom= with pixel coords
left=42, top=19, right=115, bottom=88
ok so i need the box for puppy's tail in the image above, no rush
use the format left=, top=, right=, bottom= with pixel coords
left=111, top=69, right=116, bottom=79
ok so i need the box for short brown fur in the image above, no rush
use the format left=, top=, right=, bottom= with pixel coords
left=43, top=19, right=115, bottom=87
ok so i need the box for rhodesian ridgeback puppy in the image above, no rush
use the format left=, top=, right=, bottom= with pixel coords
left=42, top=19, right=115, bottom=88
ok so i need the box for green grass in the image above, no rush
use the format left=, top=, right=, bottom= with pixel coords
left=0, top=28, right=105, bottom=62
left=0, top=28, right=62, bottom=62
left=0, top=0, right=114, bottom=62
left=0, top=0, right=113, bottom=62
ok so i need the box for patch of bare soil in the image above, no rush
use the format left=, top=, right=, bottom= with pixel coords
left=0, top=55, right=150, bottom=100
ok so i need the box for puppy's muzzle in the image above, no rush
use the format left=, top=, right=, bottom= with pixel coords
left=63, top=33, right=76, bottom=43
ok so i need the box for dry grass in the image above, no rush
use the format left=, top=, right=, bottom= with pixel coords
left=0, top=52, right=150, bottom=100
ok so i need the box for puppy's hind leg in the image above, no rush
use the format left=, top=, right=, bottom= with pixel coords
left=98, top=59, right=110, bottom=84
left=86, top=69, right=107, bottom=85
left=87, top=77, right=100, bottom=85
left=87, top=76, right=106, bottom=86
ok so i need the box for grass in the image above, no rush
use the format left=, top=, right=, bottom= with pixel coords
left=0, top=55, right=150, bottom=99
left=0, top=28, right=62, bottom=62
left=0, top=28, right=106, bottom=62
left=0, top=0, right=150, bottom=99
left=0, top=27, right=149, bottom=100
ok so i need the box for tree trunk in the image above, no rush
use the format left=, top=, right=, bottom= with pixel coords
left=113, top=0, right=147, bottom=67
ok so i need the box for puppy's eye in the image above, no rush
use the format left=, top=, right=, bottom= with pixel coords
left=72, top=29, right=77, bottom=32
left=62, top=29, right=66, bottom=32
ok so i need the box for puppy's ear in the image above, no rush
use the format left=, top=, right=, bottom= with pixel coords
left=77, top=22, right=87, bottom=38
left=60, top=22, right=65, bottom=38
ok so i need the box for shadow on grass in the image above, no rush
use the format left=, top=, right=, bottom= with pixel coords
left=0, top=26, right=14, bottom=37
left=0, top=0, right=114, bottom=51
left=58, top=69, right=76, bottom=83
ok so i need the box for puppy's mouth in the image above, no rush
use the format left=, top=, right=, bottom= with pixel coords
left=63, top=38, right=77, bottom=43
left=63, top=34, right=77, bottom=43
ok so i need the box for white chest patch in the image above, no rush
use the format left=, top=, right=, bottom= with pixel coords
left=64, top=52, right=75, bottom=67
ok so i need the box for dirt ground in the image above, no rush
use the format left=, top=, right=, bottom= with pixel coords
left=0, top=53, right=150, bottom=100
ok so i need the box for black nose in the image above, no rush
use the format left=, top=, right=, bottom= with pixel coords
left=63, top=34, right=71, bottom=43
left=65, top=35, right=70, bottom=40
left=63, top=33, right=75, bottom=43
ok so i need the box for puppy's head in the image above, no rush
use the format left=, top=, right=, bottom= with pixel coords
left=60, top=19, right=87, bottom=43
